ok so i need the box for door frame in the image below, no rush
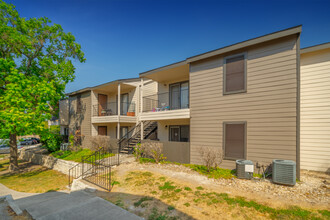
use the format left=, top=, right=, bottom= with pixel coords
left=116, top=93, right=129, bottom=115
left=169, top=81, right=189, bottom=110
left=98, top=94, right=108, bottom=116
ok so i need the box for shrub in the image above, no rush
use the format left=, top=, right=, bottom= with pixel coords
left=40, top=125, right=63, bottom=152
left=199, top=146, right=224, bottom=172
left=90, top=135, right=113, bottom=151
left=134, top=143, right=144, bottom=161
left=142, top=141, right=166, bottom=163
left=68, top=129, right=84, bottom=150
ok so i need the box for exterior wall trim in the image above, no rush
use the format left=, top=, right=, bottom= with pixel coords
left=296, top=34, right=301, bottom=180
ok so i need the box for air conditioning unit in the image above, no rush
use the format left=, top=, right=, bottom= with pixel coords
left=272, top=159, right=296, bottom=186
left=236, top=160, right=254, bottom=179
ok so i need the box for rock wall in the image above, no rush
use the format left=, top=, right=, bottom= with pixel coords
left=19, top=150, right=79, bottom=175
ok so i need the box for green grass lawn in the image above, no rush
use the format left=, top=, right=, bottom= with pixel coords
left=51, top=149, right=115, bottom=163
left=0, top=159, right=68, bottom=193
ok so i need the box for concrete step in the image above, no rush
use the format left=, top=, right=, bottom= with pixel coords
left=24, top=191, right=94, bottom=219
left=15, top=191, right=67, bottom=211
left=39, top=196, right=142, bottom=220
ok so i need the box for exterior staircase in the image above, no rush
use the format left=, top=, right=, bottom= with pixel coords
left=119, top=121, right=157, bottom=154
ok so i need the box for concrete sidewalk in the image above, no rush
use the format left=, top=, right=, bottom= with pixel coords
left=0, top=183, right=38, bottom=200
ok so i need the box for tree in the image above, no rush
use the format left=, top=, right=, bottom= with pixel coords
left=0, top=1, right=85, bottom=170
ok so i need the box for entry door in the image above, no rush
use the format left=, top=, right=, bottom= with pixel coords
left=98, top=94, right=107, bottom=116
left=169, top=126, right=180, bottom=142
left=121, top=93, right=129, bottom=115
left=170, top=84, right=180, bottom=110
left=98, top=126, right=107, bottom=136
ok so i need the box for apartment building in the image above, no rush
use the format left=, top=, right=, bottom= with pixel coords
left=60, top=25, right=330, bottom=175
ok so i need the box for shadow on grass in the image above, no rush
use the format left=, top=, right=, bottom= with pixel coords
left=92, top=190, right=196, bottom=220
left=0, top=160, right=50, bottom=180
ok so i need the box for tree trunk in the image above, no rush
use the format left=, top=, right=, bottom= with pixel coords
left=9, top=133, right=19, bottom=171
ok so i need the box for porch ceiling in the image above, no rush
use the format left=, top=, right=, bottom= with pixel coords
left=93, top=83, right=135, bottom=94
left=142, top=63, right=189, bottom=83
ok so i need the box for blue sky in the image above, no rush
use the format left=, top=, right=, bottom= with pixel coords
left=9, top=0, right=330, bottom=93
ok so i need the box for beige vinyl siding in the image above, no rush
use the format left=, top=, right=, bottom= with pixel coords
left=141, top=79, right=158, bottom=112
left=69, top=91, right=92, bottom=148
left=300, top=48, right=330, bottom=172
left=59, top=99, right=69, bottom=126
left=189, top=35, right=298, bottom=169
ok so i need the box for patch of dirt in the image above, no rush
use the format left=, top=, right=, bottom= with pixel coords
left=91, top=161, right=329, bottom=220
left=113, top=162, right=330, bottom=210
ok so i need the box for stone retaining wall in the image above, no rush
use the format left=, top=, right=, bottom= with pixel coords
left=19, top=150, right=79, bottom=175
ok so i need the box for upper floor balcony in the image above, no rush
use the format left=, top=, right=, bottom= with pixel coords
left=141, top=83, right=190, bottom=121
left=90, top=78, right=140, bottom=124
left=92, top=101, right=136, bottom=123
left=93, top=102, right=136, bottom=117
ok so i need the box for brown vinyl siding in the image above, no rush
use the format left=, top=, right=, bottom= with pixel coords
left=69, top=91, right=92, bottom=148
left=300, top=48, right=330, bottom=172
left=189, top=35, right=298, bottom=169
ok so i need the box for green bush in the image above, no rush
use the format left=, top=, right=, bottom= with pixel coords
left=184, top=164, right=236, bottom=179
left=40, top=125, right=63, bottom=152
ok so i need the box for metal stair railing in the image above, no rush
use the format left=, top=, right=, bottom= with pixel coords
left=68, top=146, right=119, bottom=191
left=118, top=121, right=157, bottom=153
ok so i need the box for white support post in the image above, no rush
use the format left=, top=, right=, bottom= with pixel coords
left=140, top=78, right=144, bottom=140
left=140, top=78, right=144, bottom=115
left=117, top=83, right=121, bottom=139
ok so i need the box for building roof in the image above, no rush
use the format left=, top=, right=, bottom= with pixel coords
left=139, top=25, right=302, bottom=77
left=186, top=25, right=302, bottom=63
left=70, top=25, right=304, bottom=91
left=301, top=42, right=330, bottom=54
left=66, top=77, right=140, bottom=96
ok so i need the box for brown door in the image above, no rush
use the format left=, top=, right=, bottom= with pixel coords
left=98, top=94, right=107, bottom=116
left=98, top=126, right=107, bottom=136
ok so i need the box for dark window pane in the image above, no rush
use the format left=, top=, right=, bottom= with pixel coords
left=181, top=82, right=189, bottom=109
left=180, top=125, right=189, bottom=142
left=170, top=126, right=180, bottom=142
left=225, top=123, right=245, bottom=159
left=225, top=55, right=245, bottom=93
left=170, top=84, right=180, bottom=110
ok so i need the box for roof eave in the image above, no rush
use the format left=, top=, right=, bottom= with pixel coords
left=186, top=25, right=302, bottom=63
left=301, top=42, right=330, bottom=54
left=139, top=60, right=186, bottom=78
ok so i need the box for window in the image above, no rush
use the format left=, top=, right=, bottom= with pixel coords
left=223, top=122, right=246, bottom=160
left=76, top=95, right=82, bottom=113
left=64, top=128, right=69, bottom=136
left=169, top=82, right=189, bottom=110
left=224, top=54, right=246, bottom=94
left=98, top=126, right=107, bottom=136
left=169, top=125, right=189, bottom=142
